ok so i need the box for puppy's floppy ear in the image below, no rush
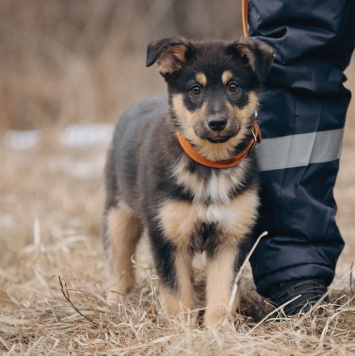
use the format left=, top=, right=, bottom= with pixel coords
left=146, top=37, right=190, bottom=76
left=229, top=38, right=275, bottom=82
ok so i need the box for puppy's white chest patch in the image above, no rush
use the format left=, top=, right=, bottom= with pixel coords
left=171, top=156, right=247, bottom=204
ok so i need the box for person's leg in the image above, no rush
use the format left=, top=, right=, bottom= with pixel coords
left=248, top=0, right=355, bottom=314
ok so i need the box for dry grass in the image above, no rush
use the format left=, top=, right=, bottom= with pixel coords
left=1, top=276, right=354, bottom=355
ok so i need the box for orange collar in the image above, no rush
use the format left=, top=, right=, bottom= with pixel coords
left=176, top=123, right=262, bottom=169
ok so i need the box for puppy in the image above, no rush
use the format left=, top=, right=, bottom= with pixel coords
left=102, top=37, right=273, bottom=326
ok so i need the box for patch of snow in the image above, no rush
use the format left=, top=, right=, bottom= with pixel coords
left=4, top=130, right=42, bottom=150
left=60, top=123, right=113, bottom=147
left=3, top=124, right=114, bottom=150
left=58, top=156, right=104, bottom=180
left=67, top=161, right=103, bottom=180
left=0, top=214, right=15, bottom=227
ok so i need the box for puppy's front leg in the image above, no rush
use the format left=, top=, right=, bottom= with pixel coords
left=150, top=230, right=195, bottom=316
left=204, top=246, right=239, bottom=327
left=160, top=249, right=196, bottom=316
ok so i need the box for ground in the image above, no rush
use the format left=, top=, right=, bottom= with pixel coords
left=0, top=69, right=354, bottom=355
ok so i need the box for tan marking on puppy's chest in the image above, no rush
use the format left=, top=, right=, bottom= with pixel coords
left=157, top=189, right=259, bottom=249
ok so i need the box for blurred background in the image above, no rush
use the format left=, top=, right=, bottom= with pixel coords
left=0, top=0, right=244, bottom=131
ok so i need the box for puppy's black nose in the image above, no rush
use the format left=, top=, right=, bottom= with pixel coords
left=207, top=117, right=227, bottom=132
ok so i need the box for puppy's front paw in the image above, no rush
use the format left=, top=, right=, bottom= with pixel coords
left=106, top=289, right=124, bottom=306
left=160, top=286, right=195, bottom=317
left=204, top=305, right=229, bottom=327
left=106, top=276, right=135, bottom=306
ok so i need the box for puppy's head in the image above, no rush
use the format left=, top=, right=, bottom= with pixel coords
left=146, top=37, right=274, bottom=161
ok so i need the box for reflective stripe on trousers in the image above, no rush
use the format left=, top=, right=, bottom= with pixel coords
left=257, top=128, right=344, bottom=172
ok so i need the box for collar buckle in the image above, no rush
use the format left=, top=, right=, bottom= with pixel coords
left=250, top=123, right=262, bottom=152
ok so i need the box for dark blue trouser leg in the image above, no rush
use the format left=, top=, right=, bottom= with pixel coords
left=248, top=0, right=355, bottom=297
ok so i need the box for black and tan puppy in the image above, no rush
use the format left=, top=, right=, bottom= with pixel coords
left=102, top=37, right=273, bottom=326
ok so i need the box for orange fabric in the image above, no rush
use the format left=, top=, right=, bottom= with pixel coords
left=242, top=0, right=248, bottom=37
left=176, top=123, right=262, bottom=169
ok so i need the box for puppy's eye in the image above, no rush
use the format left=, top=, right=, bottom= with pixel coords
left=190, top=84, right=201, bottom=95
left=228, top=81, right=240, bottom=92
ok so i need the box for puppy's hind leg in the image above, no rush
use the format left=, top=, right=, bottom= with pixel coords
left=103, top=203, right=142, bottom=306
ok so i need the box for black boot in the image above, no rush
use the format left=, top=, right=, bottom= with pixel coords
left=269, top=279, right=329, bottom=316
